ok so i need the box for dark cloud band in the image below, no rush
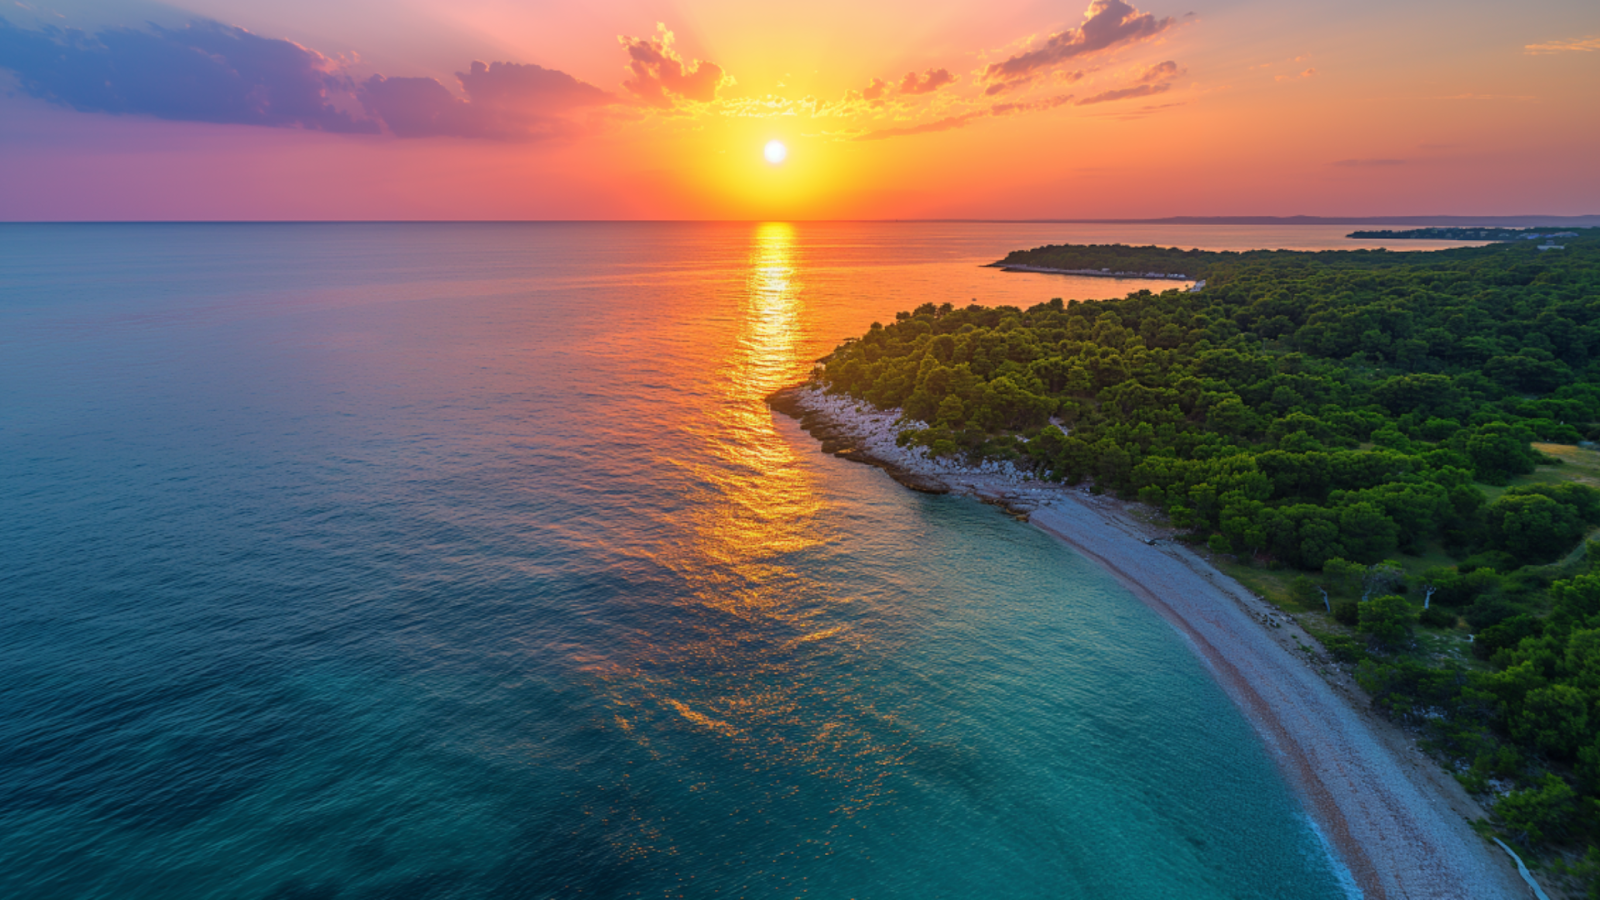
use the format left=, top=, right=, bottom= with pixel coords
left=0, top=18, right=651, bottom=139
left=0, top=18, right=375, bottom=133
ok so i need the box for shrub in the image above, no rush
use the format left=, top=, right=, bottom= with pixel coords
left=1331, top=598, right=1360, bottom=626
left=1494, top=774, right=1576, bottom=846
left=1418, top=605, right=1456, bottom=628
left=1359, top=594, right=1416, bottom=648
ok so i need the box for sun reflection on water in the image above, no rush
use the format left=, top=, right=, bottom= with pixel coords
left=594, top=224, right=912, bottom=848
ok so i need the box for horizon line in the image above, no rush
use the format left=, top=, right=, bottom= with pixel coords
left=3, top=214, right=1598, bottom=226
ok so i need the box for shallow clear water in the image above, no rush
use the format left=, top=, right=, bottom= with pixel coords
left=0, top=223, right=1360, bottom=899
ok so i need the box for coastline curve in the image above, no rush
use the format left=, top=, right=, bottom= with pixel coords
left=770, top=382, right=1530, bottom=900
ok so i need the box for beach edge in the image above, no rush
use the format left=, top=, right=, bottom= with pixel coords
left=770, top=382, right=1531, bottom=900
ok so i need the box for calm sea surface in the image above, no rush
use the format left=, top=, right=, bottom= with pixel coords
left=0, top=222, right=1433, bottom=899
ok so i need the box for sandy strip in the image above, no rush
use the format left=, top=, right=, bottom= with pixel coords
left=774, top=385, right=1530, bottom=900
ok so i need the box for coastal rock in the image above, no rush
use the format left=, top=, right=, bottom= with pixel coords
left=767, top=381, right=1028, bottom=498
left=885, top=468, right=950, bottom=494
left=765, top=386, right=808, bottom=420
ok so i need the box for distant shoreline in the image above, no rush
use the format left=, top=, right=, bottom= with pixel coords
left=769, top=382, right=1530, bottom=900
left=985, top=262, right=1195, bottom=281
left=5, top=215, right=1598, bottom=227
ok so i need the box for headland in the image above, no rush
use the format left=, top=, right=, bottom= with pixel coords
left=770, top=382, right=1529, bottom=900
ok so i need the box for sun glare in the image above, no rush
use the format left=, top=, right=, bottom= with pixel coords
left=764, top=140, right=787, bottom=165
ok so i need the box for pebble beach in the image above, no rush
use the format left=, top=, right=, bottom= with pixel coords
left=771, top=383, right=1532, bottom=900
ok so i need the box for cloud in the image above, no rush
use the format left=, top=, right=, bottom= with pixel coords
left=854, top=112, right=984, bottom=140
left=1275, top=67, right=1316, bottom=81
left=850, top=68, right=956, bottom=105
left=1073, top=61, right=1179, bottom=106
left=899, top=67, right=955, bottom=95
left=990, top=93, right=1076, bottom=116
left=1525, top=35, right=1600, bottom=55
left=362, top=61, right=615, bottom=138
left=1420, top=93, right=1533, bottom=101
left=0, top=17, right=627, bottom=140
left=982, top=0, right=1172, bottom=94
left=854, top=92, right=1075, bottom=140
left=1331, top=158, right=1406, bottom=167
left=1075, top=81, right=1170, bottom=105
left=457, top=60, right=613, bottom=112
left=1137, top=60, right=1182, bottom=83
left=1094, top=99, right=1187, bottom=120
left=618, top=24, right=729, bottom=107
left=0, top=18, right=374, bottom=132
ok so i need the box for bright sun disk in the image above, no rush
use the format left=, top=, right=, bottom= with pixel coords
left=764, top=140, right=787, bottom=164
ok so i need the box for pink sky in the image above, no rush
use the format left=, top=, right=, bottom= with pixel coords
left=1, top=0, right=1596, bottom=219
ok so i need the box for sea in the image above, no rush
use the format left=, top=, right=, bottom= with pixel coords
left=0, top=222, right=1463, bottom=899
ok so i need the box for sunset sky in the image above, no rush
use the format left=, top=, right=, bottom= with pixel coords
left=1, top=0, right=1596, bottom=220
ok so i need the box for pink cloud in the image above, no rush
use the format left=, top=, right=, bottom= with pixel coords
left=983, top=0, right=1173, bottom=94
left=899, top=68, right=956, bottom=95
left=1076, top=81, right=1170, bottom=105
left=617, top=25, right=729, bottom=107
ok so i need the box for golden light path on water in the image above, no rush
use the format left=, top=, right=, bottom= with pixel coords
left=594, top=224, right=917, bottom=863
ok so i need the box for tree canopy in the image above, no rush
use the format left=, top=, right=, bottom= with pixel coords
left=811, top=228, right=1600, bottom=885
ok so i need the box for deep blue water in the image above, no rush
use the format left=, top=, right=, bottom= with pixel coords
left=1, top=223, right=1353, bottom=898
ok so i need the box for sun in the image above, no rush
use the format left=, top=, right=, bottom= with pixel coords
left=764, top=140, right=787, bottom=165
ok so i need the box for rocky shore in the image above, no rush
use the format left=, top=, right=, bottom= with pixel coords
left=766, top=384, right=1050, bottom=509
left=768, top=381, right=1532, bottom=900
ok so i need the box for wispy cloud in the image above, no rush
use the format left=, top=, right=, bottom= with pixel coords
left=1077, top=81, right=1169, bottom=105
left=1073, top=59, right=1180, bottom=106
left=990, top=93, right=1077, bottom=116
left=854, top=93, right=1076, bottom=140
left=1525, top=35, right=1600, bottom=55
left=982, top=0, right=1172, bottom=95
left=850, top=67, right=958, bottom=104
left=1331, top=158, right=1406, bottom=167
left=1276, top=67, right=1316, bottom=82
left=1136, top=60, right=1182, bottom=83
left=854, top=112, right=985, bottom=140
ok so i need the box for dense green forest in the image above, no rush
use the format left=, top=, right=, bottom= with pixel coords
left=1348, top=226, right=1581, bottom=241
left=818, top=229, right=1600, bottom=889
left=990, top=237, right=1583, bottom=279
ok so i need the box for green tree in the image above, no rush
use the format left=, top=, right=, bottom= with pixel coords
left=1487, top=493, right=1586, bottom=563
left=1511, top=684, right=1591, bottom=758
left=1494, top=774, right=1576, bottom=846
left=1359, top=594, right=1416, bottom=649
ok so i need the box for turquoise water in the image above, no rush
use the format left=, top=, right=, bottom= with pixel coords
left=1, top=223, right=1352, bottom=898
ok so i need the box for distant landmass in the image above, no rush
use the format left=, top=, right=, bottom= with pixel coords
left=1348, top=226, right=1588, bottom=241
left=924, top=215, right=1600, bottom=228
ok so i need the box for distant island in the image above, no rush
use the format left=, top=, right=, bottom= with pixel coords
left=990, top=243, right=1242, bottom=279
left=784, top=230, right=1600, bottom=897
left=1349, top=226, right=1585, bottom=241
left=920, top=214, right=1600, bottom=228
left=991, top=232, right=1596, bottom=282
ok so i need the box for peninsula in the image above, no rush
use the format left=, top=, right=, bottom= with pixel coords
left=775, top=229, right=1600, bottom=897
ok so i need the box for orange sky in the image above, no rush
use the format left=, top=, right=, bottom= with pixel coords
left=0, top=0, right=1596, bottom=219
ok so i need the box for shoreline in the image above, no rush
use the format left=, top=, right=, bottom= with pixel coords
left=769, top=383, right=1529, bottom=900
left=984, top=262, right=1196, bottom=281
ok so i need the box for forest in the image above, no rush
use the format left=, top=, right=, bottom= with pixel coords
left=1348, top=226, right=1579, bottom=241
left=817, top=229, right=1600, bottom=888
